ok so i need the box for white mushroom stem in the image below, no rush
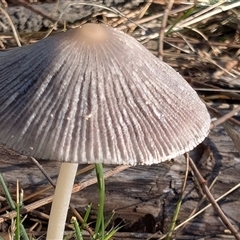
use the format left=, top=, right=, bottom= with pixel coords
left=46, top=162, right=78, bottom=240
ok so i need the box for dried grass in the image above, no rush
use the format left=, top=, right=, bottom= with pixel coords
left=0, top=0, right=240, bottom=239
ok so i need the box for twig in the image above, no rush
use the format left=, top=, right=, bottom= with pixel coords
left=0, top=6, right=21, bottom=46
left=158, top=0, right=174, bottom=60
left=119, top=4, right=193, bottom=32
left=207, top=104, right=240, bottom=129
left=30, top=157, right=55, bottom=187
left=195, top=88, right=240, bottom=93
left=211, top=105, right=240, bottom=128
left=0, top=165, right=130, bottom=223
left=189, top=157, right=240, bottom=240
left=156, top=180, right=240, bottom=239
left=138, top=0, right=152, bottom=19
left=0, top=0, right=8, bottom=7
left=175, top=170, right=220, bottom=236
left=123, top=0, right=152, bottom=34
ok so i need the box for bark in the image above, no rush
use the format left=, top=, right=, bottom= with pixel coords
left=0, top=124, right=240, bottom=238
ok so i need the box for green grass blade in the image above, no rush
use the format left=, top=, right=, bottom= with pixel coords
left=0, top=172, right=15, bottom=209
left=94, top=163, right=105, bottom=239
left=0, top=172, right=29, bottom=240
left=71, top=216, right=83, bottom=240
left=15, top=180, right=20, bottom=240
left=104, top=210, right=115, bottom=230
left=104, top=227, right=121, bottom=240
left=83, top=204, right=92, bottom=224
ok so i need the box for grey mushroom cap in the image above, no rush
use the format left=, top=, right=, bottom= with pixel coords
left=0, top=23, right=210, bottom=165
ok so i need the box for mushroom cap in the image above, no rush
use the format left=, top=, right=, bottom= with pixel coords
left=0, top=23, right=210, bottom=165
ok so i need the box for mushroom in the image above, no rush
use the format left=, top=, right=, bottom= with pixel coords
left=0, top=23, right=210, bottom=239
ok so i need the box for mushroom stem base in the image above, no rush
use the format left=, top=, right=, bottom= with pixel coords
left=46, top=162, right=78, bottom=240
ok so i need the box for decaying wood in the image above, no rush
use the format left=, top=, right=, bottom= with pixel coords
left=1, top=1, right=240, bottom=239
left=0, top=122, right=240, bottom=239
